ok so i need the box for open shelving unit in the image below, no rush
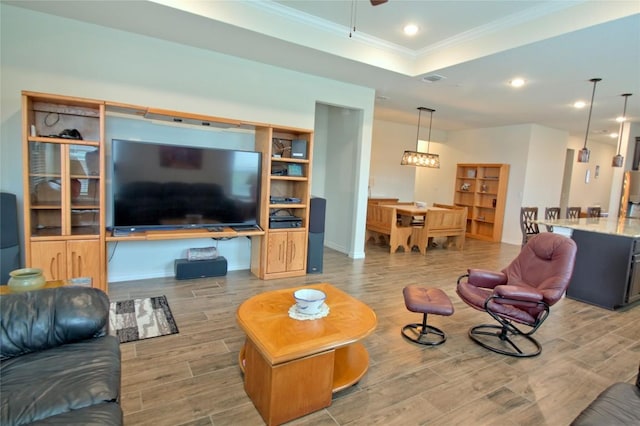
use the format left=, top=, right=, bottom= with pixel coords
left=252, top=127, right=313, bottom=279
left=453, top=163, right=509, bottom=242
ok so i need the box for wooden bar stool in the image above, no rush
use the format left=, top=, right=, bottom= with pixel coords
left=401, top=286, right=454, bottom=346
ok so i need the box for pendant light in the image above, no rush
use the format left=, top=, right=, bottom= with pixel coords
left=612, top=93, right=632, bottom=168
left=577, top=78, right=602, bottom=163
left=401, top=107, right=440, bottom=168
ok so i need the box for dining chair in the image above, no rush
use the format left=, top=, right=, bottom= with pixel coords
left=544, top=207, right=561, bottom=232
left=586, top=206, right=601, bottom=218
left=519, top=207, right=539, bottom=247
left=566, top=207, right=581, bottom=219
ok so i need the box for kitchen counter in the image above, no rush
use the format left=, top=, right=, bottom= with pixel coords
left=535, top=217, right=640, bottom=310
left=536, top=217, right=640, bottom=238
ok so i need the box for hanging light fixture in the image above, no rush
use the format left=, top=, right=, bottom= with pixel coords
left=577, top=78, right=602, bottom=163
left=612, top=93, right=632, bottom=168
left=401, top=107, right=440, bottom=168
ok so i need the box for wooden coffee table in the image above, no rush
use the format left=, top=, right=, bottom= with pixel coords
left=236, top=282, right=377, bottom=426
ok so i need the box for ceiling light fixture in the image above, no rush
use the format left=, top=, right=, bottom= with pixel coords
left=401, top=107, right=440, bottom=168
left=509, top=78, right=525, bottom=87
left=577, top=78, right=602, bottom=163
left=574, top=101, right=586, bottom=109
left=403, top=24, right=419, bottom=36
left=612, top=93, right=632, bottom=168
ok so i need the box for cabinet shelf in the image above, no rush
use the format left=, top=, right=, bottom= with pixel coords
left=28, top=136, right=100, bottom=146
left=271, top=157, right=309, bottom=164
left=270, top=203, right=306, bottom=209
left=453, top=163, right=509, bottom=242
left=270, top=175, right=308, bottom=182
left=475, top=218, right=495, bottom=224
left=31, top=227, right=101, bottom=238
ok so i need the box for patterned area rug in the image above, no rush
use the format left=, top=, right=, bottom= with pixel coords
left=109, top=295, right=179, bottom=344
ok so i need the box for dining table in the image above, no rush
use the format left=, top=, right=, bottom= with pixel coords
left=386, top=204, right=448, bottom=226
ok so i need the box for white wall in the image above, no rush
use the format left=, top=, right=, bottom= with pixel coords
left=369, top=120, right=417, bottom=201
left=522, top=125, right=567, bottom=208
left=0, top=4, right=375, bottom=281
left=567, top=135, right=616, bottom=212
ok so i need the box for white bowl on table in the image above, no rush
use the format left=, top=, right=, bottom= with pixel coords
left=293, top=288, right=326, bottom=315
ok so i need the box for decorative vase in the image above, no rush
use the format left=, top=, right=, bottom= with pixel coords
left=8, top=268, right=46, bottom=293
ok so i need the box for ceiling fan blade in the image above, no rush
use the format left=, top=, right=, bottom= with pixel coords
left=370, top=0, right=388, bottom=5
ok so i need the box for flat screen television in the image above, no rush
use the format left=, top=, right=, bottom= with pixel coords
left=112, top=139, right=261, bottom=231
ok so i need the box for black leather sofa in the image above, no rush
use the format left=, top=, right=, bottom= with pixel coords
left=1, top=287, right=122, bottom=425
left=571, top=364, right=640, bottom=425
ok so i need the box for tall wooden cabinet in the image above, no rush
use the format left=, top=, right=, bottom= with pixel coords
left=252, top=126, right=313, bottom=279
left=21, top=92, right=106, bottom=291
left=453, top=163, right=509, bottom=242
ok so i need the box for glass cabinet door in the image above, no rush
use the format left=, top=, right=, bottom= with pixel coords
left=69, top=144, right=100, bottom=236
left=28, top=141, right=62, bottom=236
left=28, top=141, right=101, bottom=237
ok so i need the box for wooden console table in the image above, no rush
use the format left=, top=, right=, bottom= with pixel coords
left=105, top=226, right=264, bottom=242
left=236, top=283, right=377, bottom=425
left=0, top=280, right=69, bottom=295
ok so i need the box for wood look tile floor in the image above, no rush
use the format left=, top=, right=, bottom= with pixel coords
left=109, top=238, right=640, bottom=426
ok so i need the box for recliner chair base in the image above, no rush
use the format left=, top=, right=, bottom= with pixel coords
left=469, top=324, right=541, bottom=357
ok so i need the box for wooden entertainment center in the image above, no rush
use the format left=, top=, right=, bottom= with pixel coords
left=21, top=91, right=314, bottom=292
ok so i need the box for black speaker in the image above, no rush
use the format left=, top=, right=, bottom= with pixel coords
left=291, top=139, right=307, bottom=159
left=174, top=257, right=227, bottom=280
left=1, top=192, right=20, bottom=284
left=307, top=197, right=326, bottom=273
left=308, top=197, right=326, bottom=233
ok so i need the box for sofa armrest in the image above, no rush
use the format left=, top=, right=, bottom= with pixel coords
left=1, top=287, right=110, bottom=359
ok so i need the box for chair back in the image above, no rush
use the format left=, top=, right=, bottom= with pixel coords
left=544, top=207, right=561, bottom=232
left=502, top=233, right=577, bottom=306
left=586, top=206, right=601, bottom=218
left=520, top=207, right=539, bottom=245
left=544, top=207, right=560, bottom=221
left=566, top=206, right=581, bottom=219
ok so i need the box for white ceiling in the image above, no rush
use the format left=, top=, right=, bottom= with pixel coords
left=8, top=0, right=640, bottom=144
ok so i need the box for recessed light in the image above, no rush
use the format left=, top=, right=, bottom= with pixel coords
left=616, top=115, right=627, bottom=123
left=403, top=24, right=418, bottom=36
left=509, top=78, right=525, bottom=88
left=574, top=101, right=586, bottom=109
left=610, top=132, right=619, bottom=138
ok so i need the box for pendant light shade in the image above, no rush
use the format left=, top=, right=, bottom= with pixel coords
left=612, top=93, right=632, bottom=168
left=401, top=107, right=440, bottom=168
left=577, top=78, right=602, bottom=163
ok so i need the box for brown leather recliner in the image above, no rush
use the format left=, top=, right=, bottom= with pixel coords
left=456, top=232, right=577, bottom=357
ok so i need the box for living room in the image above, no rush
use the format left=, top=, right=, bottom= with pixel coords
left=2, top=2, right=639, bottom=281
left=1, top=2, right=639, bottom=425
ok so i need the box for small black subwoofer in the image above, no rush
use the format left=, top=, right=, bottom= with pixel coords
left=174, top=257, right=227, bottom=280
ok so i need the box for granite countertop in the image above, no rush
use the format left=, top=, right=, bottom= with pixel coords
left=536, top=217, right=640, bottom=238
